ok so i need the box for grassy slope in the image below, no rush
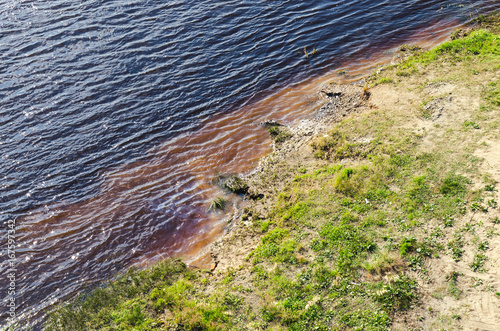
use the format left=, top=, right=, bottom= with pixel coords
left=44, top=23, right=500, bottom=331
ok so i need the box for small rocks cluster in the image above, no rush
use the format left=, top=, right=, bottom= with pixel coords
left=253, top=83, right=370, bottom=171
left=315, top=83, right=366, bottom=120
left=422, top=97, right=445, bottom=121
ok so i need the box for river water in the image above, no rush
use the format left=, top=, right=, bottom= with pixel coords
left=1, top=0, right=500, bottom=328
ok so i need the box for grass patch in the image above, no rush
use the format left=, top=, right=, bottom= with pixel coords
left=268, top=125, right=293, bottom=143
left=446, top=271, right=463, bottom=299
left=216, top=174, right=249, bottom=194
left=470, top=253, right=488, bottom=272
left=368, top=28, right=500, bottom=88
left=373, top=76, right=393, bottom=86
left=439, top=173, right=470, bottom=196
left=208, top=196, right=227, bottom=212
left=463, top=120, right=480, bottom=130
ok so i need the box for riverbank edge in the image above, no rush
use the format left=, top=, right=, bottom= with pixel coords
left=43, top=12, right=500, bottom=331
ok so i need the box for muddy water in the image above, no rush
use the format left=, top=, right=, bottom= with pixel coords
left=2, top=0, right=500, bottom=328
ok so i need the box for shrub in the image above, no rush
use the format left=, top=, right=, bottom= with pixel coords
left=217, top=174, right=249, bottom=194
left=208, top=196, right=227, bottom=211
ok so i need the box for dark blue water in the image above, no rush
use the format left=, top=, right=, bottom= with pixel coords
left=1, top=0, right=499, bottom=328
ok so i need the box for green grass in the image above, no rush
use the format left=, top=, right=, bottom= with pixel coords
left=369, top=29, right=500, bottom=87
left=47, top=260, right=252, bottom=331
left=46, top=260, right=189, bottom=330
left=373, top=76, right=393, bottom=86
left=268, top=125, right=293, bottom=143
left=470, top=253, right=488, bottom=272
left=445, top=271, right=463, bottom=299
left=208, top=196, right=227, bottom=212
left=406, top=29, right=500, bottom=65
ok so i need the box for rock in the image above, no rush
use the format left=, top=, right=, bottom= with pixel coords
left=248, top=191, right=264, bottom=201
left=260, top=120, right=283, bottom=127
left=322, top=90, right=342, bottom=98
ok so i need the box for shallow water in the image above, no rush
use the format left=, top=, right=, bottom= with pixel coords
left=1, top=0, right=500, bottom=328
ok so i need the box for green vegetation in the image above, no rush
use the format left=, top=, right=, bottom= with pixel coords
left=369, top=29, right=500, bottom=87
left=208, top=196, right=227, bottom=212
left=46, top=18, right=500, bottom=331
left=268, top=125, right=293, bottom=144
left=46, top=260, right=252, bottom=330
left=372, top=76, right=393, bottom=86
left=445, top=271, right=463, bottom=299
left=216, top=174, right=249, bottom=194
left=470, top=253, right=488, bottom=272
left=301, top=46, right=318, bottom=59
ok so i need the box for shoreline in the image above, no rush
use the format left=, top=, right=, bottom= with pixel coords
left=185, top=19, right=472, bottom=271
left=7, top=18, right=471, bottom=331
left=188, top=21, right=500, bottom=330
left=208, top=82, right=373, bottom=273
left=43, top=12, right=500, bottom=330
left=188, top=25, right=469, bottom=271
